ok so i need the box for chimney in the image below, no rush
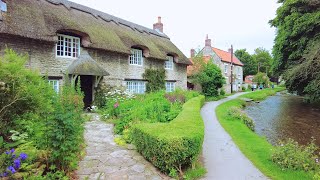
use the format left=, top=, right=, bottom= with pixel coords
left=190, top=49, right=195, bottom=58
left=205, top=34, right=211, bottom=47
left=153, top=16, right=163, bottom=33
left=228, top=48, right=232, bottom=53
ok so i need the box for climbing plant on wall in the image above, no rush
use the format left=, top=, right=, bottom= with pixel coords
left=142, top=68, right=166, bottom=93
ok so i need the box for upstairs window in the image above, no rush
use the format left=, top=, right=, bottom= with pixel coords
left=165, top=82, right=175, bottom=92
left=56, top=34, right=80, bottom=58
left=126, top=81, right=146, bottom=94
left=0, top=1, right=7, bottom=12
left=48, top=80, right=59, bottom=93
left=224, top=64, right=228, bottom=74
left=164, top=56, right=174, bottom=70
left=129, top=48, right=143, bottom=66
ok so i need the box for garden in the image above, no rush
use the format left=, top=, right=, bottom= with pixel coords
left=0, top=49, right=85, bottom=179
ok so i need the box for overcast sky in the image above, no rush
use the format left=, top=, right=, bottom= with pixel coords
left=70, top=0, right=279, bottom=57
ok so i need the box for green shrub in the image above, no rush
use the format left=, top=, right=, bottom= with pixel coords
left=131, top=96, right=205, bottom=175
left=227, top=107, right=255, bottom=131
left=142, top=68, right=166, bottom=93
left=272, top=139, right=319, bottom=171
left=46, top=85, right=84, bottom=172
left=219, top=89, right=226, bottom=96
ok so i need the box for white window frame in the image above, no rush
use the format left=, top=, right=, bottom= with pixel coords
left=56, top=34, right=80, bottom=58
left=129, top=48, right=143, bottom=66
left=164, top=56, right=174, bottom=70
left=126, top=81, right=146, bottom=94
left=224, top=63, right=228, bottom=74
left=48, top=80, right=59, bottom=93
left=165, top=82, right=175, bottom=92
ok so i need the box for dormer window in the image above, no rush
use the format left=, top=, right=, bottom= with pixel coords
left=56, top=34, right=80, bottom=58
left=164, top=56, right=174, bottom=70
left=129, top=48, right=143, bottom=66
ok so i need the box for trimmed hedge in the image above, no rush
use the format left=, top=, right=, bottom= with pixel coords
left=131, top=95, right=205, bottom=173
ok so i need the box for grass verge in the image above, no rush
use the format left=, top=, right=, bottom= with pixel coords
left=216, top=87, right=314, bottom=179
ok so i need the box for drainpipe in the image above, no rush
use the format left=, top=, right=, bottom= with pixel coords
left=230, top=45, right=233, bottom=93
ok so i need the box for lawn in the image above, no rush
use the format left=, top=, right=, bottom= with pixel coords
left=216, top=87, right=314, bottom=180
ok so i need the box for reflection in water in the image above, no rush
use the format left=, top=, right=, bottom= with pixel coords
left=245, top=92, right=320, bottom=146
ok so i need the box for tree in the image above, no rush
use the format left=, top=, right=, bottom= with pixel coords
left=234, top=49, right=257, bottom=77
left=191, top=55, right=225, bottom=96
left=270, top=0, right=320, bottom=102
left=253, top=72, right=270, bottom=87
left=252, top=48, right=273, bottom=76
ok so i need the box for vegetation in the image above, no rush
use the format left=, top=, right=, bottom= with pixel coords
left=142, top=68, right=166, bottom=93
left=252, top=72, right=270, bottom=87
left=216, top=87, right=315, bottom=179
left=131, top=95, right=205, bottom=176
left=270, top=0, right=320, bottom=103
left=0, top=49, right=84, bottom=179
left=234, top=49, right=257, bottom=77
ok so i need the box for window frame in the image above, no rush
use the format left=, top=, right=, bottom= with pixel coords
left=165, top=82, right=175, bottom=92
left=56, top=34, right=80, bottom=59
left=126, top=81, right=146, bottom=94
left=48, top=80, right=60, bottom=93
left=164, top=56, right=174, bottom=70
left=224, top=63, right=228, bottom=74
left=129, top=48, right=143, bottom=66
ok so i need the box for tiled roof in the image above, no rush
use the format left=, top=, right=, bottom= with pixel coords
left=187, top=56, right=211, bottom=76
left=212, top=48, right=243, bottom=66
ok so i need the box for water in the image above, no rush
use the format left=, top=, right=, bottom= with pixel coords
left=245, top=92, right=320, bottom=146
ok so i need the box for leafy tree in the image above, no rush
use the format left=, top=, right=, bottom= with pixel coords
left=253, top=72, right=270, bottom=87
left=142, top=68, right=166, bottom=93
left=234, top=49, right=257, bottom=77
left=270, top=0, right=320, bottom=102
left=252, top=48, right=273, bottom=76
left=192, top=56, right=225, bottom=96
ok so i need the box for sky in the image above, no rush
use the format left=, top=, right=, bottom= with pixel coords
left=69, top=0, right=280, bottom=57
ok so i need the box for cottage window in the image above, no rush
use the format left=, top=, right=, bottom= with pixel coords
left=126, top=81, right=146, bottom=94
left=129, top=48, right=143, bottom=66
left=224, top=64, right=228, bottom=74
left=165, top=82, right=175, bottom=92
left=56, top=34, right=80, bottom=58
left=0, top=1, right=7, bottom=12
left=48, top=80, right=59, bottom=93
left=164, top=56, right=174, bottom=70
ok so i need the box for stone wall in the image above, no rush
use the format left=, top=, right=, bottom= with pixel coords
left=0, top=34, right=187, bottom=90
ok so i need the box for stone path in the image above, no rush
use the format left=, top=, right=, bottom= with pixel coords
left=201, top=92, right=268, bottom=180
left=76, top=114, right=169, bottom=180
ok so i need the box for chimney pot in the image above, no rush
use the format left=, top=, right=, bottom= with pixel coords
left=205, top=34, right=211, bottom=47
left=190, top=49, right=195, bottom=57
left=153, top=16, right=163, bottom=33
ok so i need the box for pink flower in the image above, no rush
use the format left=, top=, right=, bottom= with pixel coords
left=114, top=102, right=119, bottom=108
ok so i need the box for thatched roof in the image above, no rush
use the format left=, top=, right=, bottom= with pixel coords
left=0, top=0, right=191, bottom=65
left=67, top=50, right=109, bottom=76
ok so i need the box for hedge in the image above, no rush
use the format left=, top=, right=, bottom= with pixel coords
left=131, top=95, right=205, bottom=173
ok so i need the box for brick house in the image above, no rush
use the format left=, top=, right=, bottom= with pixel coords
left=0, top=0, right=191, bottom=107
left=188, top=35, right=244, bottom=93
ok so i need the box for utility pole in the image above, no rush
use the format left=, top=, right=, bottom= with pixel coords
left=230, top=45, right=233, bottom=93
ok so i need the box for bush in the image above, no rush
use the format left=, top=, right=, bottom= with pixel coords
left=219, top=89, right=226, bottom=96
left=142, top=68, right=166, bottom=93
left=272, top=139, right=319, bottom=172
left=131, top=96, right=205, bottom=175
left=227, top=107, right=255, bottom=131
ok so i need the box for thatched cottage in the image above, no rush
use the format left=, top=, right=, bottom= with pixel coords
left=188, top=35, right=244, bottom=93
left=0, top=0, right=191, bottom=107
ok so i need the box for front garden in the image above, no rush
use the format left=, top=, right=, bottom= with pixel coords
left=0, top=49, right=85, bottom=179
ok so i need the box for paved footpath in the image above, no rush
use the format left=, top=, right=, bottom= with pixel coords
left=76, top=114, right=170, bottom=180
left=201, top=92, right=268, bottom=180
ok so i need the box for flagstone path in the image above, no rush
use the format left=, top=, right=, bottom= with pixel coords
left=76, top=113, right=169, bottom=180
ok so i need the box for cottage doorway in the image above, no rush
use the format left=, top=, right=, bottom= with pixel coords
left=76, top=75, right=93, bottom=108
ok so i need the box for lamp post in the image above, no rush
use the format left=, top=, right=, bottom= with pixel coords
left=230, top=45, right=233, bottom=93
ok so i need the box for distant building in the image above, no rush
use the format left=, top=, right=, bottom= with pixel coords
left=188, top=35, right=244, bottom=93
left=245, top=75, right=254, bottom=85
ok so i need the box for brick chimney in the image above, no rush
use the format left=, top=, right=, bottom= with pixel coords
left=190, top=49, right=195, bottom=57
left=228, top=48, right=232, bottom=53
left=205, top=34, right=211, bottom=47
left=153, top=16, right=163, bottom=33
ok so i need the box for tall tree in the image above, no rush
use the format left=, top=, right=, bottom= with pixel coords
left=252, top=48, right=273, bottom=76
left=234, top=49, right=257, bottom=77
left=270, top=0, right=320, bottom=102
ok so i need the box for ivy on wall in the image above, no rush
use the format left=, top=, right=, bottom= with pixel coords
left=142, top=68, right=166, bottom=93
